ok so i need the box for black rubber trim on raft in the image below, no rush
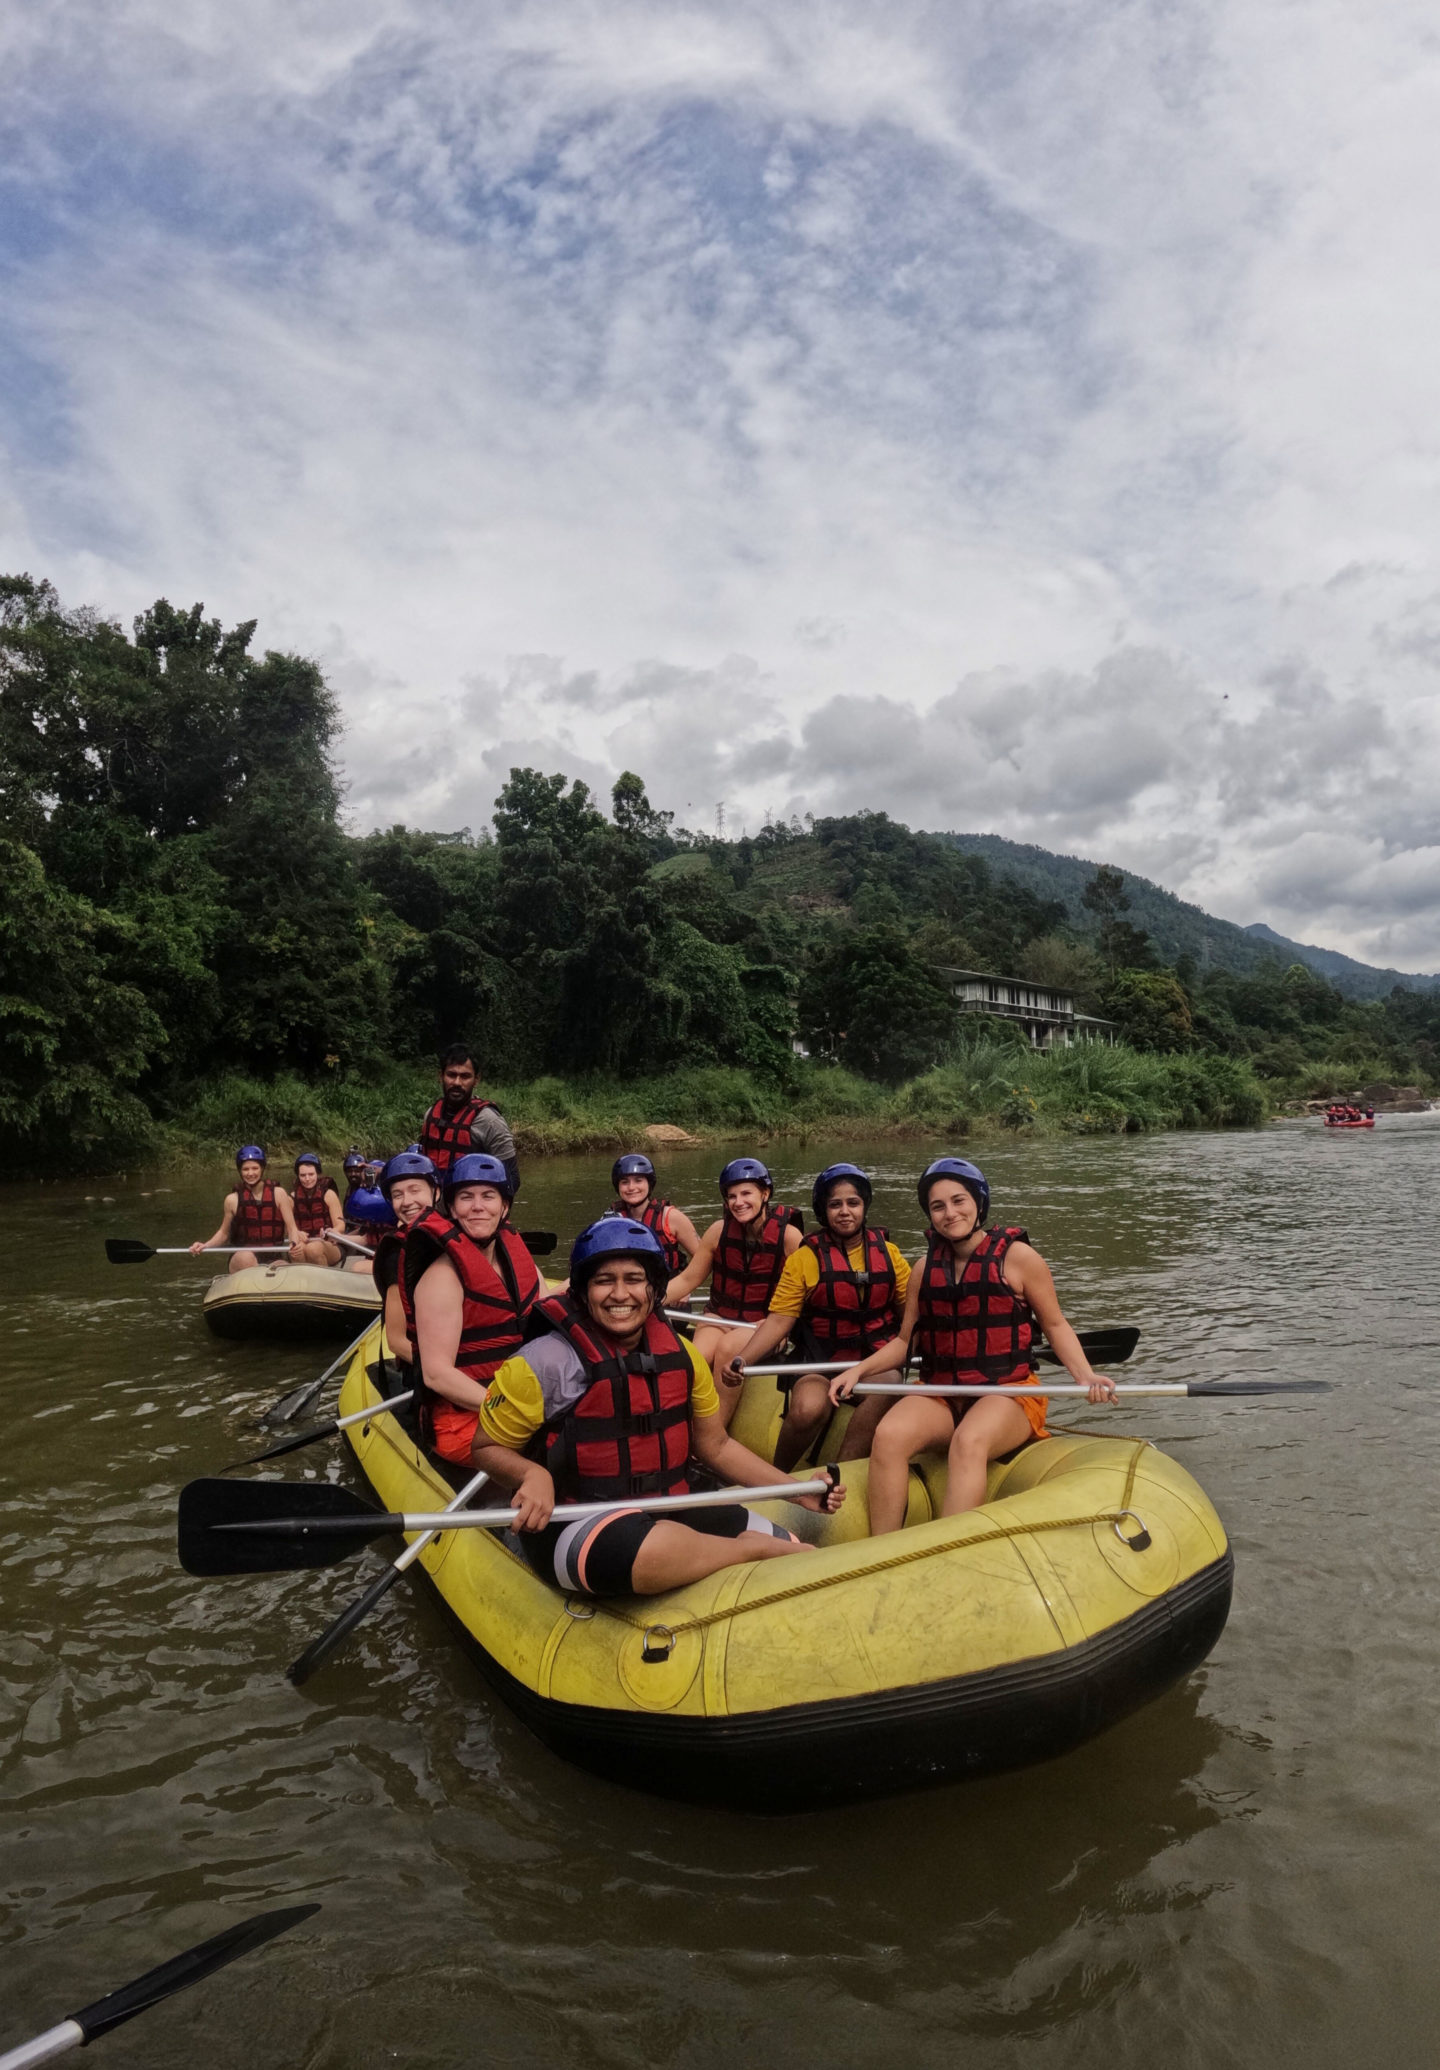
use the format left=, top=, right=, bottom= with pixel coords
left=420, top=1546, right=1234, bottom=1813
left=204, top=1301, right=378, bottom=1344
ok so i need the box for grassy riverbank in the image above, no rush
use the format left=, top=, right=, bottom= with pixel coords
left=120, top=1041, right=1269, bottom=1171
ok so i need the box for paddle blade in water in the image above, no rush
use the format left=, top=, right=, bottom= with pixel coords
left=105, top=1238, right=156, bottom=1265
left=178, top=1478, right=382, bottom=1576
left=520, top=1231, right=558, bottom=1256
left=68, top=1905, right=320, bottom=2046
left=1186, top=1379, right=1332, bottom=1397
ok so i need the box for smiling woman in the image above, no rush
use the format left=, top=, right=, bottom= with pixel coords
left=468, top=1216, right=846, bottom=1597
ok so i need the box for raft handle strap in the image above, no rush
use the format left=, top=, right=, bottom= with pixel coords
left=641, top=1623, right=676, bottom=1663
left=1112, top=1510, right=1152, bottom=1552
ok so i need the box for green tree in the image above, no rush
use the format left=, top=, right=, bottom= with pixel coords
left=799, top=925, right=956, bottom=1083
left=1101, top=970, right=1194, bottom=1052
left=1082, top=865, right=1156, bottom=975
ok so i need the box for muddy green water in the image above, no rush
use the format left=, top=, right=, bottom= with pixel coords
left=3, top=1120, right=1440, bottom=2067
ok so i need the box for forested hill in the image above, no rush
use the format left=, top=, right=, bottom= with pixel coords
left=5, top=572, right=1440, bottom=1171
left=941, top=832, right=1440, bottom=999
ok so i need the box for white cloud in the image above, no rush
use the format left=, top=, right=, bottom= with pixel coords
left=3, top=1, right=1440, bottom=963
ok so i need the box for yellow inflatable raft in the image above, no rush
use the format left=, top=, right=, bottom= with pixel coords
left=339, top=1327, right=1232, bottom=1810
left=204, top=1262, right=379, bottom=1342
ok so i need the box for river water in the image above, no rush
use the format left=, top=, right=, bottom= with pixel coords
left=3, top=1118, right=1439, bottom=2068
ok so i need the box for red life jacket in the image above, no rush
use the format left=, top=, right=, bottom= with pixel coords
left=526, top=1294, right=694, bottom=1503
left=404, top=1210, right=542, bottom=1451
left=799, top=1226, right=899, bottom=1355
left=913, top=1227, right=1035, bottom=1387
left=610, top=1196, right=686, bottom=1275
left=291, top=1177, right=338, bottom=1237
left=420, top=1095, right=497, bottom=1177
left=232, top=1182, right=285, bottom=1249
left=709, top=1203, right=803, bottom=1322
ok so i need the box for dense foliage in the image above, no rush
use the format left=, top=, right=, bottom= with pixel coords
left=3, top=575, right=1436, bottom=1168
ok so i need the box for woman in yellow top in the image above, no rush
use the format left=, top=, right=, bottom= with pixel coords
left=468, top=1219, right=844, bottom=1598
left=722, top=1163, right=911, bottom=1471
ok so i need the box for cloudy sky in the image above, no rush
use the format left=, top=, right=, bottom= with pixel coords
left=5, top=1, right=1440, bottom=964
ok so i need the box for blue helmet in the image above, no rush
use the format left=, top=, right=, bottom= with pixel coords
left=570, top=1217, right=668, bottom=1295
left=918, top=1157, right=989, bottom=1224
left=342, top=1148, right=369, bottom=1175
left=811, top=1162, right=872, bottom=1220
left=719, top=1157, right=772, bottom=1194
left=379, top=1149, right=438, bottom=1203
left=346, top=1185, right=396, bottom=1228
left=235, top=1144, right=266, bottom=1168
left=293, top=1149, right=322, bottom=1173
left=445, top=1152, right=514, bottom=1205
left=611, top=1152, right=656, bottom=1192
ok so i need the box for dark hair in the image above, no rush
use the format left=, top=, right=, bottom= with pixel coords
left=438, top=1043, right=480, bottom=1070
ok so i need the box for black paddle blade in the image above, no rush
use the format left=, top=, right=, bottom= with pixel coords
left=178, top=1477, right=385, bottom=1576
left=105, top=1237, right=156, bottom=1264
left=219, top=1417, right=341, bottom=1473
left=1036, top=1325, right=1141, bottom=1368
left=1185, top=1379, right=1332, bottom=1397
left=69, top=1903, right=320, bottom=2044
left=521, top=1230, right=558, bottom=1256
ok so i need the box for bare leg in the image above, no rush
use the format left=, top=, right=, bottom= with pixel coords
left=837, top=1394, right=890, bottom=1462
left=773, top=1373, right=833, bottom=1472
left=942, top=1397, right=1034, bottom=1515
left=227, top=1250, right=260, bottom=1274
left=866, top=1397, right=956, bottom=1535
left=629, top=1520, right=813, bottom=1594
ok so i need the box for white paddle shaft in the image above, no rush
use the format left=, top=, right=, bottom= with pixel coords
left=0, top=2021, right=85, bottom=2070
left=331, top=1478, right=830, bottom=1535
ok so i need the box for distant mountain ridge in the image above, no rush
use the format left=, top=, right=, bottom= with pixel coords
left=935, top=831, right=1440, bottom=1000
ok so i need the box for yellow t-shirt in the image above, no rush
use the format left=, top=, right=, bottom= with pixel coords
left=769, top=1238, right=912, bottom=1320
left=478, top=1333, right=720, bottom=1451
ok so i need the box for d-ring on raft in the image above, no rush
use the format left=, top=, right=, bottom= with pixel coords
left=332, top=1324, right=1233, bottom=1811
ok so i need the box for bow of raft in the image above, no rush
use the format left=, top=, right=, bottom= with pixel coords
left=338, top=1326, right=1232, bottom=1810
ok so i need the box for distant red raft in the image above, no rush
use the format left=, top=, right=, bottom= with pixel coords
left=1324, top=1110, right=1375, bottom=1129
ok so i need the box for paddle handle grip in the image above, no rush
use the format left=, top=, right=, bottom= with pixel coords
left=664, top=1308, right=748, bottom=1330
left=0, top=2021, right=84, bottom=2070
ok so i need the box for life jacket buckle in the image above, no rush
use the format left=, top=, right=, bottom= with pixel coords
left=641, top=1623, right=676, bottom=1663
left=1112, top=1510, right=1152, bottom=1552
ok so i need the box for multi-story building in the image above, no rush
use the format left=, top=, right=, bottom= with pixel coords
left=936, top=969, right=1115, bottom=1049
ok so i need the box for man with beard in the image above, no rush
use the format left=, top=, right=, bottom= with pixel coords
left=419, top=1044, right=520, bottom=1193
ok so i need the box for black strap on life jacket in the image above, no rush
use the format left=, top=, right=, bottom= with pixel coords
left=799, top=1225, right=898, bottom=1355
left=610, top=1196, right=686, bottom=1275
left=419, top=1095, right=497, bottom=1177
left=232, top=1182, right=286, bottom=1248
left=709, top=1203, right=802, bottom=1322
left=913, top=1227, right=1035, bottom=1386
left=291, top=1177, right=337, bottom=1237
left=524, top=1293, right=693, bottom=1503
left=403, top=1210, right=541, bottom=1447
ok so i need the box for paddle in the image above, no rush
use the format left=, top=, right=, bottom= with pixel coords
left=106, top=1238, right=291, bottom=1263
left=110, top=1231, right=556, bottom=1267
left=849, top=1379, right=1331, bottom=1399
left=0, top=1905, right=319, bottom=2070
left=221, top=1391, right=415, bottom=1472
left=287, top=1464, right=492, bottom=1685
left=178, top=1474, right=833, bottom=1577
left=258, top=1321, right=376, bottom=1426
left=671, top=1310, right=1140, bottom=1372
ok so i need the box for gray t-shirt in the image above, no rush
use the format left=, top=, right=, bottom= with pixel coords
left=468, top=1102, right=517, bottom=1163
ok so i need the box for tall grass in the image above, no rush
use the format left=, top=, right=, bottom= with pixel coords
left=150, top=1041, right=1267, bottom=1171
